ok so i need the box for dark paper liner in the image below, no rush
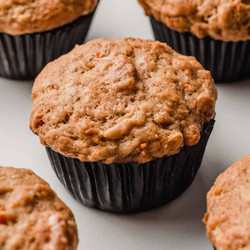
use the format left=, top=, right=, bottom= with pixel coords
left=0, top=8, right=97, bottom=80
left=46, top=119, right=215, bottom=213
left=150, top=17, right=250, bottom=82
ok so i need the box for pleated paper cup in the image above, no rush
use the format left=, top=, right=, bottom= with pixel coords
left=150, top=17, right=250, bottom=82
left=46, top=119, right=215, bottom=213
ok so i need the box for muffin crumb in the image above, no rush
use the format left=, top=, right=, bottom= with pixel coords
left=30, top=38, right=217, bottom=164
left=204, top=155, right=250, bottom=249
left=0, top=167, right=78, bottom=250
left=138, top=0, right=250, bottom=41
left=0, top=0, right=97, bottom=35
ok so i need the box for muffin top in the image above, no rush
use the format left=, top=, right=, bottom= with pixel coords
left=30, top=38, right=217, bottom=164
left=204, top=155, right=250, bottom=250
left=0, top=166, right=78, bottom=250
left=138, top=0, right=250, bottom=41
left=0, top=0, right=97, bottom=35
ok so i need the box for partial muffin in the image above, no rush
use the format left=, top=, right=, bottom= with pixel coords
left=0, top=166, right=78, bottom=250
left=30, top=38, right=217, bottom=212
left=0, top=0, right=98, bottom=79
left=138, top=0, right=250, bottom=81
left=204, top=155, right=250, bottom=250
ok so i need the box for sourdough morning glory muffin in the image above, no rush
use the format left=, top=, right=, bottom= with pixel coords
left=30, top=38, right=217, bottom=212
left=203, top=155, right=250, bottom=250
left=0, top=166, right=78, bottom=250
left=138, top=0, right=250, bottom=82
left=0, top=0, right=98, bottom=79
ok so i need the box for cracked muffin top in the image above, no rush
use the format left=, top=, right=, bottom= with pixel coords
left=30, top=38, right=217, bottom=164
left=0, top=0, right=97, bottom=35
left=138, top=0, right=250, bottom=41
left=0, top=166, right=78, bottom=250
left=204, top=155, right=250, bottom=250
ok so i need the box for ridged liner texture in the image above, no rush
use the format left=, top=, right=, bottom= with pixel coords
left=46, top=119, right=215, bottom=213
left=150, top=17, right=250, bottom=82
left=0, top=5, right=98, bottom=80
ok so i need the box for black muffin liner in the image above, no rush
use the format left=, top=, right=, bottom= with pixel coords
left=150, top=17, right=250, bottom=82
left=0, top=7, right=98, bottom=80
left=46, top=119, right=215, bottom=213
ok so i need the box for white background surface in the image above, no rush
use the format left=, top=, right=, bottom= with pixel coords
left=0, top=0, right=250, bottom=249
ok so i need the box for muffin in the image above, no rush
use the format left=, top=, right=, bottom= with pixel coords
left=0, top=166, right=78, bottom=249
left=0, top=0, right=98, bottom=80
left=203, top=155, right=250, bottom=249
left=138, top=0, right=250, bottom=82
left=30, top=38, right=217, bottom=213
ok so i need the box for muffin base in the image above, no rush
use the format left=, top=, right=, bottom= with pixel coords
left=0, top=8, right=97, bottom=80
left=46, top=119, right=215, bottom=213
left=150, top=17, right=250, bottom=82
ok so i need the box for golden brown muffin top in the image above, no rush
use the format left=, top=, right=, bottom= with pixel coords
left=0, top=0, right=97, bottom=35
left=204, top=155, right=250, bottom=250
left=0, top=166, right=78, bottom=250
left=30, top=38, right=217, bottom=164
left=138, top=0, right=250, bottom=41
